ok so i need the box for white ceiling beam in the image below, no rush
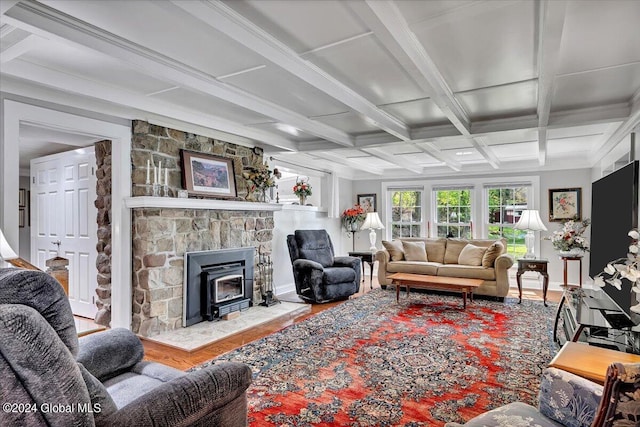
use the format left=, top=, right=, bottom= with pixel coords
left=593, top=96, right=640, bottom=161
left=171, top=0, right=411, bottom=142
left=311, top=151, right=385, bottom=176
left=360, top=146, right=423, bottom=174
left=1, top=59, right=299, bottom=151
left=4, top=1, right=354, bottom=148
left=411, top=141, right=462, bottom=171
left=469, top=137, right=501, bottom=169
left=1, top=0, right=19, bottom=16
left=0, top=33, right=43, bottom=63
left=536, top=0, right=567, bottom=166
left=365, top=0, right=500, bottom=169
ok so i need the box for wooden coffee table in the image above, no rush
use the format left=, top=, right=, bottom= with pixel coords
left=388, top=273, right=483, bottom=309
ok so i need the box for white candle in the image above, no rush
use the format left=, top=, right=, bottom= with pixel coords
left=154, top=166, right=158, bottom=185
left=164, top=168, right=168, bottom=186
left=146, top=159, right=150, bottom=184
left=158, top=161, right=162, bottom=184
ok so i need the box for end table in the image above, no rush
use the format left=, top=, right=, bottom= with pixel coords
left=348, top=251, right=375, bottom=290
left=516, top=258, right=549, bottom=306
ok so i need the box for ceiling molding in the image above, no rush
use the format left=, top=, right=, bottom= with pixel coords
left=412, top=141, right=461, bottom=171
left=364, top=0, right=500, bottom=169
left=311, top=151, right=385, bottom=175
left=4, top=1, right=355, bottom=148
left=1, top=59, right=299, bottom=151
left=470, top=137, right=500, bottom=169
left=0, top=33, right=44, bottom=63
left=360, top=146, right=423, bottom=174
left=171, top=0, right=411, bottom=142
left=535, top=0, right=567, bottom=166
left=0, top=0, right=19, bottom=16
left=593, top=97, right=640, bottom=161
left=548, top=103, right=630, bottom=127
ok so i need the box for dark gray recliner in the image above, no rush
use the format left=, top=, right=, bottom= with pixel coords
left=287, top=230, right=361, bottom=303
left=0, top=268, right=252, bottom=427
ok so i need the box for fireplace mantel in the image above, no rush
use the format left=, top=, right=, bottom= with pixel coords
left=124, top=197, right=326, bottom=212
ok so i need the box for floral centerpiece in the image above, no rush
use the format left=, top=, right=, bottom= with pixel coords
left=242, top=161, right=281, bottom=202
left=341, top=205, right=366, bottom=233
left=548, top=218, right=591, bottom=255
left=594, top=229, right=640, bottom=314
left=293, top=177, right=312, bottom=205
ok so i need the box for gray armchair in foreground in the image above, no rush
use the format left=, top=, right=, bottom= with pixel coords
left=0, top=268, right=252, bottom=427
left=287, top=229, right=361, bottom=303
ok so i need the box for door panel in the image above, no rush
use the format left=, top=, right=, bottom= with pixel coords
left=31, top=148, right=98, bottom=318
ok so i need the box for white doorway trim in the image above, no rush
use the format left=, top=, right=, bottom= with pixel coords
left=1, top=99, right=132, bottom=329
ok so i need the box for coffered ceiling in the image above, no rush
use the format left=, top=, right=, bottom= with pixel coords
left=1, top=0, right=639, bottom=178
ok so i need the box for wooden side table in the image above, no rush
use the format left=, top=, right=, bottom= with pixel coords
left=348, top=251, right=374, bottom=290
left=561, top=255, right=582, bottom=287
left=516, top=258, right=549, bottom=306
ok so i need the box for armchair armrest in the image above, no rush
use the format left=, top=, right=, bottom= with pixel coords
left=100, top=362, right=252, bottom=427
left=538, top=367, right=603, bottom=427
left=77, top=328, right=144, bottom=382
left=333, top=256, right=361, bottom=270
left=292, top=258, right=324, bottom=271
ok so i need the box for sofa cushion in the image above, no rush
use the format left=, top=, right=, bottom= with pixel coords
left=387, top=261, right=440, bottom=276
left=482, top=241, right=505, bottom=267
left=402, top=241, right=428, bottom=261
left=458, top=244, right=486, bottom=266
left=437, top=264, right=496, bottom=281
left=382, top=240, right=404, bottom=261
left=294, top=230, right=335, bottom=268
left=444, top=239, right=470, bottom=264
left=323, top=267, right=357, bottom=285
left=425, top=238, right=447, bottom=264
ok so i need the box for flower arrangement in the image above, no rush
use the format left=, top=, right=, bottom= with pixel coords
left=594, top=229, right=640, bottom=313
left=242, top=162, right=281, bottom=192
left=292, top=177, right=312, bottom=197
left=341, top=205, right=366, bottom=232
left=548, top=218, right=591, bottom=253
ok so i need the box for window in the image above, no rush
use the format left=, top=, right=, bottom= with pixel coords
left=486, top=185, right=530, bottom=258
left=434, top=188, right=472, bottom=238
left=390, top=190, right=422, bottom=238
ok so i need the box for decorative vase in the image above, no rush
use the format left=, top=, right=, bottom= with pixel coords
left=258, top=188, right=269, bottom=203
left=350, top=222, right=359, bottom=232
left=299, top=194, right=306, bottom=205
left=559, top=248, right=582, bottom=257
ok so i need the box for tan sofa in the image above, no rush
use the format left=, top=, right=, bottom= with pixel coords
left=375, top=237, right=515, bottom=299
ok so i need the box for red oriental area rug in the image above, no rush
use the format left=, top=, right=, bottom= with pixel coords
left=193, top=289, right=557, bottom=426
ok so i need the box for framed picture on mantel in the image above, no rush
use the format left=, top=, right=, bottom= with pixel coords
left=180, top=150, right=237, bottom=199
left=549, top=187, right=582, bottom=222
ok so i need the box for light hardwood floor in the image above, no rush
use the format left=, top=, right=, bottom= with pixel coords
left=142, top=279, right=562, bottom=371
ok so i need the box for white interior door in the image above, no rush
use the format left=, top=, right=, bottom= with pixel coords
left=31, top=148, right=98, bottom=318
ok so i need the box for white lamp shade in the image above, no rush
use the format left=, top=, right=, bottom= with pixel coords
left=514, top=210, right=547, bottom=231
left=361, top=212, right=385, bottom=230
left=0, top=229, right=18, bottom=260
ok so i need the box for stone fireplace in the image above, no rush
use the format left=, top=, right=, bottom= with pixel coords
left=129, top=120, right=274, bottom=337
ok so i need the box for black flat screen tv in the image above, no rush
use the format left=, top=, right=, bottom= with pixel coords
left=589, top=160, right=639, bottom=321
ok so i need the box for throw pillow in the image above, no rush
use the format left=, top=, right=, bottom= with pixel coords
left=402, top=241, right=428, bottom=262
left=458, top=244, right=486, bottom=266
left=482, top=241, right=505, bottom=267
left=382, top=240, right=405, bottom=261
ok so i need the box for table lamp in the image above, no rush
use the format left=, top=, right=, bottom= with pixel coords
left=514, top=210, right=547, bottom=259
left=0, top=228, right=39, bottom=270
left=361, top=212, right=385, bottom=251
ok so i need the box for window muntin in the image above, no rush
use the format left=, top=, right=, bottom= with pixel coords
left=487, top=186, right=529, bottom=258
left=434, top=189, right=472, bottom=238
left=390, top=190, right=422, bottom=238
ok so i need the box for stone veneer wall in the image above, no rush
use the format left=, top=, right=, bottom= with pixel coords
left=130, top=120, right=273, bottom=336
left=94, top=140, right=112, bottom=327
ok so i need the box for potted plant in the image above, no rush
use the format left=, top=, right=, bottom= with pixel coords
left=292, top=177, right=312, bottom=205
left=341, top=205, right=366, bottom=233
left=548, top=218, right=591, bottom=256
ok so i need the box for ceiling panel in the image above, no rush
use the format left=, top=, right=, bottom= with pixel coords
left=0, top=26, right=31, bottom=50
left=551, top=63, right=640, bottom=112
left=379, top=98, right=448, bottom=126
left=43, top=0, right=266, bottom=77
left=222, top=0, right=368, bottom=53
left=489, top=141, right=537, bottom=161
left=19, top=42, right=174, bottom=95
left=411, top=1, right=536, bottom=92
left=456, top=80, right=537, bottom=121
left=246, top=122, right=318, bottom=143
left=430, top=138, right=474, bottom=151
left=312, top=111, right=380, bottom=134
left=222, top=65, right=349, bottom=118
left=305, top=34, right=427, bottom=105
left=481, top=128, right=538, bottom=145
left=547, top=123, right=619, bottom=140
left=151, top=87, right=273, bottom=125
left=441, top=147, right=485, bottom=163
left=557, top=0, right=640, bottom=75
left=395, top=0, right=476, bottom=26
left=547, top=135, right=601, bottom=155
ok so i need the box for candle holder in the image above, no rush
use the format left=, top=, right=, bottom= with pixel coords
left=163, top=185, right=170, bottom=197
left=152, top=183, right=161, bottom=197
